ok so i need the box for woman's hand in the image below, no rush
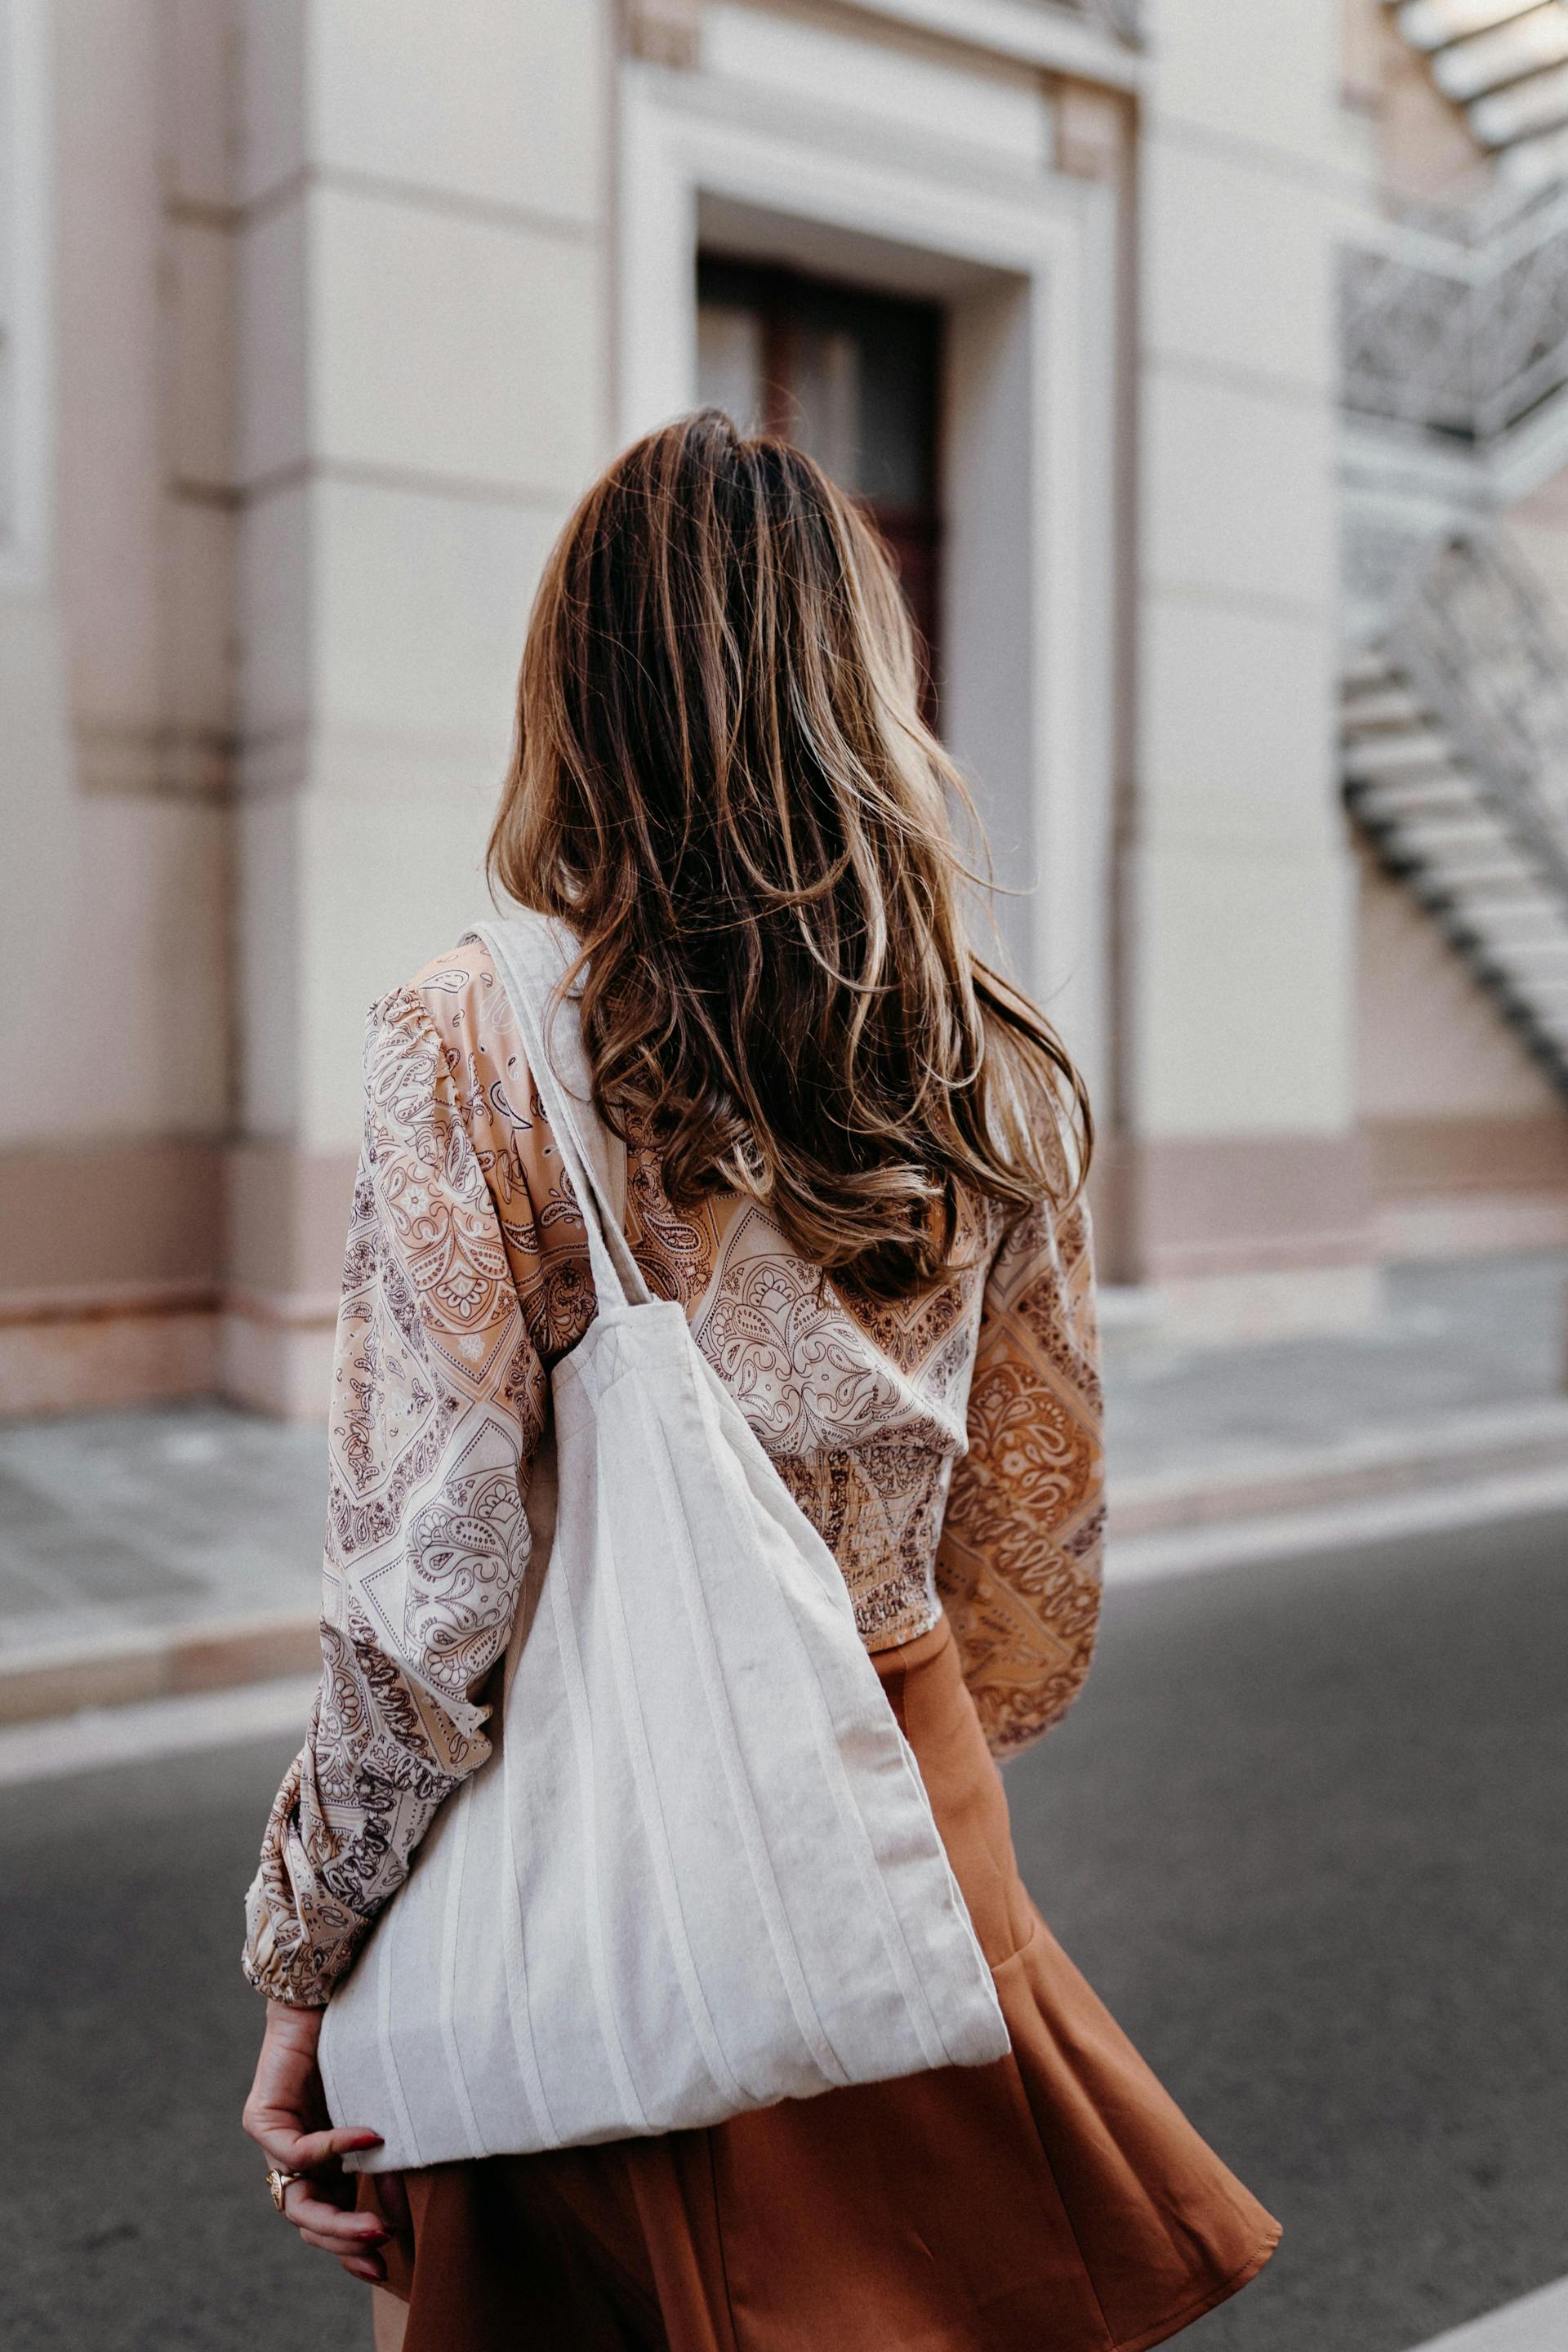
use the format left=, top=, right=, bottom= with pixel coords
left=242, top=1999, right=401, bottom=2285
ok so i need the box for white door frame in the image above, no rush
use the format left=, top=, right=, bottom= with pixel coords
left=0, top=0, right=54, bottom=590
left=617, top=60, right=1118, bottom=1100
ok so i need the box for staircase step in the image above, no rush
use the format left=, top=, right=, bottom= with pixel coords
left=1490, top=937, right=1568, bottom=963
left=1430, top=11, right=1568, bottom=106
left=1351, top=782, right=1486, bottom=822
left=1472, top=59, right=1568, bottom=148
left=1342, top=644, right=1397, bottom=691
left=1459, top=906, right=1568, bottom=938
left=1503, top=116, right=1568, bottom=185
left=1464, top=943, right=1568, bottom=978
left=1344, top=727, right=1459, bottom=775
left=1389, top=823, right=1527, bottom=860
left=1441, top=893, right=1567, bottom=926
left=1364, top=789, right=1504, bottom=822
left=1341, top=685, right=1431, bottom=730
left=1391, top=2, right=1568, bottom=236
left=1483, top=981, right=1568, bottom=1018
left=1435, top=870, right=1556, bottom=900
left=1354, top=804, right=1494, bottom=842
left=1348, top=766, right=1475, bottom=808
left=1388, top=806, right=1527, bottom=842
left=1422, top=861, right=1543, bottom=890
left=1394, top=3, right=1548, bottom=57
left=1341, top=631, right=1568, bottom=1076
left=1408, top=861, right=1544, bottom=897
left=1460, top=898, right=1568, bottom=928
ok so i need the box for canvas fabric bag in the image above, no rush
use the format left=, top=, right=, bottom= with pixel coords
left=318, top=911, right=1009, bottom=2172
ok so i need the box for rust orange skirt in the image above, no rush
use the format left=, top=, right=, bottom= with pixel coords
left=363, top=1615, right=1279, bottom=2351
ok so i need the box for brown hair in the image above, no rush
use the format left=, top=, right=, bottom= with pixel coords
left=488, top=409, right=1090, bottom=1299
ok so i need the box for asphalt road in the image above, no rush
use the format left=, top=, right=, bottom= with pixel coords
left=2, top=1504, right=1564, bottom=2352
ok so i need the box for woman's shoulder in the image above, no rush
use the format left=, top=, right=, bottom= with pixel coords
left=366, top=932, right=518, bottom=1069
left=355, top=935, right=540, bottom=1187
left=361, top=933, right=576, bottom=1255
left=396, top=929, right=506, bottom=1023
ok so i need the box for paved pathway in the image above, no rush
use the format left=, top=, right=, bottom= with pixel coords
left=0, top=1252, right=1562, bottom=1702
left=1102, top=1249, right=1568, bottom=1477
left=1, top=1499, right=1564, bottom=2350
left=0, top=1405, right=324, bottom=1673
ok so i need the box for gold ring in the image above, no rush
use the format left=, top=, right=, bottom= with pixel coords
left=266, top=2166, right=303, bottom=2213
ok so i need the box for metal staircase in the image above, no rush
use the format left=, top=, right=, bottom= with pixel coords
left=1346, top=27, right=1568, bottom=1098
left=1340, top=174, right=1568, bottom=453
left=1392, top=0, right=1568, bottom=187
left=1343, top=537, right=1568, bottom=1099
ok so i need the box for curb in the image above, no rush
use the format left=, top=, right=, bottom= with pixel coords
left=0, top=1610, right=321, bottom=1730
left=1108, top=1400, right=1568, bottom=1539
left=1108, top=1463, right=1568, bottom=1586
left=0, top=1673, right=322, bottom=1788
left=1, top=1402, right=1565, bottom=1733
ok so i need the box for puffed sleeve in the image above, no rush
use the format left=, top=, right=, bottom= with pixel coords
left=936, top=1195, right=1106, bottom=1760
left=243, top=983, right=547, bottom=2005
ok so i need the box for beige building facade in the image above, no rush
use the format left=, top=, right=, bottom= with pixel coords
left=2, top=0, right=1566, bottom=1419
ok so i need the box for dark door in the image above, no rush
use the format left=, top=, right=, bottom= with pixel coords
left=696, top=256, right=943, bottom=712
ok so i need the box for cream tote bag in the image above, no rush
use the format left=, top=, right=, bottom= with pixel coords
left=319, top=911, right=1009, bottom=2172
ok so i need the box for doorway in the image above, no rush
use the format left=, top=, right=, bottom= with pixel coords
left=696, top=256, right=943, bottom=705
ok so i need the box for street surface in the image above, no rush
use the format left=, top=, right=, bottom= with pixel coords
left=1, top=1503, right=1564, bottom=2352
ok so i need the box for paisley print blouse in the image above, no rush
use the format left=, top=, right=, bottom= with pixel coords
left=243, top=937, right=1105, bottom=2008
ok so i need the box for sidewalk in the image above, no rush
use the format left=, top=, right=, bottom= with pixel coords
left=1105, top=1248, right=1568, bottom=1534
left=0, top=1251, right=1564, bottom=1730
left=0, top=1407, right=325, bottom=1724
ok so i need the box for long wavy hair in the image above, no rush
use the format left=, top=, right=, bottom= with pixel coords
left=488, top=409, right=1091, bottom=1300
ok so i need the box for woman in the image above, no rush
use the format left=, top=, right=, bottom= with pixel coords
left=242, top=411, right=1278, bottom=2350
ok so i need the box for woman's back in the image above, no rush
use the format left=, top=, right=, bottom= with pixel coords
left=256, top=931, right=1104, bottom=2005
left=381, top=935, right=1099, bottom=1664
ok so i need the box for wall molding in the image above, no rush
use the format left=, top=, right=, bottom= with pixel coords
left=0, top=0, right=54, bottom=589
left=831, top=0, right=1143, bottom=91
left=1366, top=1111, right=1568, bottom=1200
left=0, top=1138, right=225, bottom=1297
left=74, top=720, right=236, bottom=803
left=1105, top=1129, right=1376, bottom=1284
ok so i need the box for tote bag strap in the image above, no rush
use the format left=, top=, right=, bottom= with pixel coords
left=474, top=915, right=653, bottom=1314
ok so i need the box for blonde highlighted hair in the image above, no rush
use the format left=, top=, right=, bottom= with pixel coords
left=488, top=409, right=1090, bottom=1299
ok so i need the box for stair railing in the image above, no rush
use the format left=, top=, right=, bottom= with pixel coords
left=1038, top=0, right=1143, bottom=42
left=1080, top=0, right=1143, bottom=38
left=1386, top=534, right=1568, bottom=898
left=1341, top=178, right=1568, bottom=443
